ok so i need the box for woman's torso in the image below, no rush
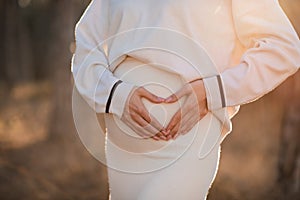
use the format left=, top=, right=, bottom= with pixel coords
left=106, top=0, right=244, bottom=76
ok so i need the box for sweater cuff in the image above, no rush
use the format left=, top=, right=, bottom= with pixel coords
left=203, top=75, right=226, bottom=110
left=109, top=81, right=136, bottom=118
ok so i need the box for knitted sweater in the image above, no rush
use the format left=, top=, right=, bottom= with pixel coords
left=71, top=0, right=300, bottom=128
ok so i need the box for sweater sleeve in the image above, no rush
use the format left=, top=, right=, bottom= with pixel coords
left=71, top=0, right=135, bottom=118
left=204, top=0, right=300, bottom=110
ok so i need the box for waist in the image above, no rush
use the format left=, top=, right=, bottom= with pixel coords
left=105, top=57, right=188, bottom=153
left=106, top=56, right=224, bottom=161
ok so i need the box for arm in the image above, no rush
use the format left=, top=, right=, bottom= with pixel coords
left=71, top=0, right=135, bottom=118
left=204, top=0, right=300, bottom=110
left=71, top=0, right=167, bottom=139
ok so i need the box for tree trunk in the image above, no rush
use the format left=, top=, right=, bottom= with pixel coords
left=46, top=1, right=109, bottom=198
left=0, top=1, right=5, bottom=82
left=2, top=0, right=34, bottom=85
left=277, top=1, right=300, bottom=198
left=278, top=71, right=300, bottom=198
left=47, top=0, right=76, bottom=141
left=4, top=0, right=19, bottom=85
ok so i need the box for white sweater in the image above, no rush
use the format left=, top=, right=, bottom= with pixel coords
left=71, top=0, right=300, bottom=124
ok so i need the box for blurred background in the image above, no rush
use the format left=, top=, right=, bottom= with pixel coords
left=0, top=0, right=299, bottom=199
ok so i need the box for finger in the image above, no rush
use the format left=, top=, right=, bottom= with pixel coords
left=171, top=112, right=195, bottom=137
left=179, top=113, right=199, bottom=135
left=128, top=100, right=167, bottom=140
left=123, top=101, right=163, bottom=140
left=136, top=104, right=151, bottom=122
left=180, top=105, right=208, bottom=134
left=168, top=122, right=180, bottom=140
left=130, top=111, right=146, bottom=127
left=153, top=132, right=167, bottom=141
left=126, top=119, right=164, bottom=141
left=135, top=114, right=166, bottom=139
left=137, top=104, right=167, bottom=135
left=129, top=112, right=155, bottom=137
left=152, top=135, right=160, bottom=141
left=150, top=124, right=168, bottom=140
left=175, top=98, right=200, bottom=135
left=143, top=122, right=168, bottom=140
left=176, top=97, right=208, bottom=136
left=166, top=109, right=181, bottom=131
left=164, top=93, right=178, bottom=104
left=149, top=113, right=168, bottom=135
left=154, top=129, right=170, bottom=141
left=139, top=87, right=165, bottom=103
left=170, top=115, right=190, bottom=137
left=165, top=84, right=192, bottom=103
left=126, top=118, right=161, bottom=139
left=166, top=110, right=182, bottom=139
left=129, top=103, right=151, bottom=127
left=167, top=98, right=196, bottom=138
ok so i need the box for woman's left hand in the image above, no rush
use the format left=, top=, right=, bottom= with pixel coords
left=162, top=79, right=208, bottom=140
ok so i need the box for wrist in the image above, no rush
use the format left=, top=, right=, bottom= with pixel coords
left=190, top=79, right=207, bottom=101
left=109, top=81, right=136, bottom=118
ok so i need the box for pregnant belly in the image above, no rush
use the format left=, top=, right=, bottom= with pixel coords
left=104, top=57, right=188, bottom=154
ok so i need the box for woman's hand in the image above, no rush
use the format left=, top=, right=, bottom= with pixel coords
left=163, top=79, right=208, bottom=140
left=121, top=86, right=168, bottom=140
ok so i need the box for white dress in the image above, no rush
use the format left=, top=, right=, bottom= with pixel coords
left=105, top=57, right=223, bottom=200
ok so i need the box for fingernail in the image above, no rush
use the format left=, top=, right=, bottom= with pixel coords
left=160, top=135, right=167, bottom=140
left=153, top=136, right=159, bottom=141
left=162, top=130, right=168, bottom=136
left=165, top=97, right=172, bottom=103
left=157, top=97, right=165, bottom=102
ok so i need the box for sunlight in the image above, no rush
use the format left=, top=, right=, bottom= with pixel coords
left=18, top=0, right=31, bottom=8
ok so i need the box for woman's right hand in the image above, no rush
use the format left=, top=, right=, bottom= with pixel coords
left=121, top=86, right=168, bottom=141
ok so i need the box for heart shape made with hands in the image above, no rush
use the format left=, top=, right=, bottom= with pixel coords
left=103, top=57, right=190, bottom=153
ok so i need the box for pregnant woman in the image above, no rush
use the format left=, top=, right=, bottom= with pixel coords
left=71, top=0, right=300, bottom=199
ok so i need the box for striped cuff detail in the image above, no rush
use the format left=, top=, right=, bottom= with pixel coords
left=105, top=80, right=123, bottom=113
left=203, top=75, right=226, bottom=110
left=110, top=81, right=136, bottom=118
left=216, top=75, right=226, bottom=107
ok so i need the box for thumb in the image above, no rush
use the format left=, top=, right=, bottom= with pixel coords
left=165, top=84, right=191, bottom=103
left=140, top=88, right=165, bottom=103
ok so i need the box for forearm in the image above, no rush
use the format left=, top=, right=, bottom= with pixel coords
left=203, top=0, right=300, bottom=110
